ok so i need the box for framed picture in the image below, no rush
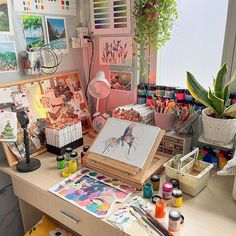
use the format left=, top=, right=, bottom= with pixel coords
left=109, top=70, right=132, bottom=92
left=0, top=0, right=13, bottom=35
left=0, top=41, right=18, bottom=73
left=89, top=118, right=161, bottom=169
left=22, top=14, right=45, bottom=49
left=99, top=37, right=133, bottom=66
left=45, top=16, right=69, bottom=53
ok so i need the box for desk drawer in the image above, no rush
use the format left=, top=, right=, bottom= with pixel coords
left=12, top=177, right=123, bottom=236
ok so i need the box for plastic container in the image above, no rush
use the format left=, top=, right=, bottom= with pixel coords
left=163, top=148, right=213, bottom=196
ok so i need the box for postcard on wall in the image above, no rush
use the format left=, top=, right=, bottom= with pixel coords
left=0, top=111, right=17, bottom=142
left=45, top=16, right=69, bottom=53
left=109, top=71, right=132, bottom=91
left=0, top=41, right=18, bottom=73
left=0, top=0, right=13, bottom=35
left=22, top=82, right=48, bottom=121
left=22, top=14, right=45, bottom=49
left=0, top=87, right=14, bottom=108
left=99, top=37, right=133, bottom=66
left=12, top=92, right=30, bottom=111
left=89, top=118, right=161, bottom=169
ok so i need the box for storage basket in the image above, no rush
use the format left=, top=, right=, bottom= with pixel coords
left=163, top=148, right=213, bottom=196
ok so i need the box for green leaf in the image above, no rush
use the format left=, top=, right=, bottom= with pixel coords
left=208, top=89, right=224, bottom=116
left=186, top=72, right=212, bottom=107
left=223, top=83, right=230, bottom=106
left=224, top=104, right=236, bottom=117
left=214, top=64, right=227, bottom=99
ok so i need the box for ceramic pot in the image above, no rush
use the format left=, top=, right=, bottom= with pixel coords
left=202, top=108, right=236, bottom=145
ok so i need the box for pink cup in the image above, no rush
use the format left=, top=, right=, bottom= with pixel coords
left=154, top=112, right=176, bottom=131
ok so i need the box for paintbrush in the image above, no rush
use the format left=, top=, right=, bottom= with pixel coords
left=139, top=206, right=174, bottom=236
left=132, top=206, right=165, bottom=236
left=129, top=209, right=154, bottom=236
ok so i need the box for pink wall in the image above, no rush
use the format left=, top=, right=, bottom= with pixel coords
left=87, top=38, right=137, bottom=114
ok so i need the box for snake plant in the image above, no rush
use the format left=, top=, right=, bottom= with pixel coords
left=186, top=64, right=236, bottom=118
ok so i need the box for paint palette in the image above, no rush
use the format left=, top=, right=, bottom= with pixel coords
left=49, top=168, right=135, bottom=218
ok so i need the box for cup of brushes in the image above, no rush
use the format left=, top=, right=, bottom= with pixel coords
left=153, top=100, right=176, bottom=131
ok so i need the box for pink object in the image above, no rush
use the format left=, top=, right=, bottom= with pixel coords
left=154, top=112, right=176, bottom=131
left=162, top=182, right=173, bottom=200
left=146, top=97, right=154, bottom=106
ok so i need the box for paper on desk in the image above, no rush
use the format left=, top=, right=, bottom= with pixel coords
left=107, top=196, right=152, bottom=231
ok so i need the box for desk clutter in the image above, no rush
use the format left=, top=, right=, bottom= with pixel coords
left=49, top=167, right=135, bottom=218
left=45, top=118, right=83, bottom=155
left=0, top=72, right=91, bottom=167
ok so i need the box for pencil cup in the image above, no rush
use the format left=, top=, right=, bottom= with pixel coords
left=154, top=112, right=176, bottom=131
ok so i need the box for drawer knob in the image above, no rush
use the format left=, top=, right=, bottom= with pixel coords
left=60, top=211, right=81, bottom=224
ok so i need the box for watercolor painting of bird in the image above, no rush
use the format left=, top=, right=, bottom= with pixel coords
left=102, top=124, right=136, bottom=155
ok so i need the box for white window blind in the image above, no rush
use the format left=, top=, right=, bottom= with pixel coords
left=157, top=0, right=228, bottom=89
left=90, top=0, right=131, bottom=35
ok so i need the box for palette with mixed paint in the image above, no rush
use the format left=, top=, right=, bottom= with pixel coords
left=49, top=168, right=136, bottom=218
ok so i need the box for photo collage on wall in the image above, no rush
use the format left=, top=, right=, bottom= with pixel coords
left=0, top=73, right=90, bottom=160
left=0, top=0, right=74, bottom=73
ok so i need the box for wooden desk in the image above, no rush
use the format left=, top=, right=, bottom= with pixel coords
left=0, top=135, right=236, bottom=236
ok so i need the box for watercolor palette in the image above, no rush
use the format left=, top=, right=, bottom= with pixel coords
left=49, top=168, right=135, bottom=218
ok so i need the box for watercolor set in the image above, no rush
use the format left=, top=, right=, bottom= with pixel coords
left=49, top=168, right=136, bottom=218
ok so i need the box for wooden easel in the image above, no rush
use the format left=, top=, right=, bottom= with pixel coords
left=83, top=120, right=169, bottom=188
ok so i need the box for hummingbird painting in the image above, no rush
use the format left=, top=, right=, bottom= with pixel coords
left=102, top=124, right=136, bottom=155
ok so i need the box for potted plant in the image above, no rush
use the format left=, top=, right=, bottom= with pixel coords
left=187, top=64, right=236, bottom=145
left=133, top=0, right=178, bottom=81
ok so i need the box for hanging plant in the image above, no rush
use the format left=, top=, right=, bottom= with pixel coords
left=133, top=0, right=178, bottom=80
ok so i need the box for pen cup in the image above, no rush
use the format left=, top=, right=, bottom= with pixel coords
left=154, top=112, right=176, bottom=131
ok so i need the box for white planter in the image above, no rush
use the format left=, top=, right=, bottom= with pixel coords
left=202, top=108, right=236, bottom=145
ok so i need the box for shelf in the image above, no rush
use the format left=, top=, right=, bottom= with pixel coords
left=198, top=135, right=234, bottom=149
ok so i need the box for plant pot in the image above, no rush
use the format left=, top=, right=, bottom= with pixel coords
left=202, top=108, right=236, bottom=145
left=154, top=112, right=176, bottom=131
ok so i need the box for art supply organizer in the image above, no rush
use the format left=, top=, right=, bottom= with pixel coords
left=164, top=148, right=213, bottom=196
